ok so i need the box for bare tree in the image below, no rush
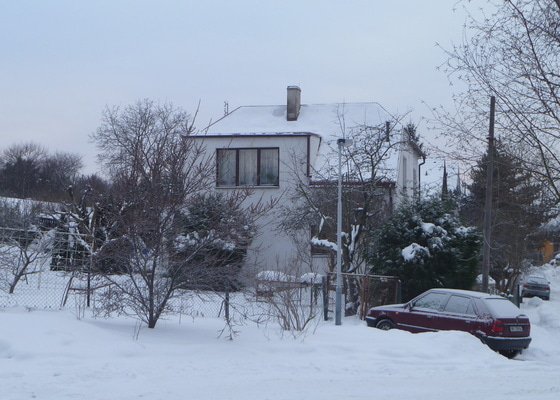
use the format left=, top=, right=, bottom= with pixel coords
left=0, top=142, right=47, bottom=198
left=0, top=142, right=84, bottom=201
left=254, top=257, right=322, bottom=335
left=38, top=152, right=83, bottom=201
left=91, top=99, right=215, bottom=328
left=279, top=111, right=415, bottom=315
left=1, top=142, right=47, bottom=166
left=0, top=200, right=54, bottom=294
left=434, top=0, right=560, bottom=202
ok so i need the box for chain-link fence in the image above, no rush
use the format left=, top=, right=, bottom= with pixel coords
left=0, top=226, right=92, bottom=308
left=0, top=227, right=224, bottom=316
left=325, top=272, right=401, bottom=319
left=1, top=226, right=399, bottom=326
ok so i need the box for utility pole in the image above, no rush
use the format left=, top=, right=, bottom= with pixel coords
left=482, top=96, right=495, bottom=292
left=335, top=138, right=352, bottom=325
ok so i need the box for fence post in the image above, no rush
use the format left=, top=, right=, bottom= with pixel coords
left=87, top=271, right=91, bottom=308
left=224, top=289, right=230, bottom=324
left=322, top=275, right=329, bottom=321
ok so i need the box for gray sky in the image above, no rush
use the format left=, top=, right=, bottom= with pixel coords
left=1, top=0, right=471, bottom=174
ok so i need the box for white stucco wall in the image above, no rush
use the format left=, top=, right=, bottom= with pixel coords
left=194, top=134, right=321, bottom=277
left=395, top=140, right=422, bottom=205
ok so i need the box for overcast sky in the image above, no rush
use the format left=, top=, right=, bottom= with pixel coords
left=1, top=0, right=473, bottom=174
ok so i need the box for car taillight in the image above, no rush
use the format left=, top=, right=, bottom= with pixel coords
left=490, top=320, right=505, bottom=334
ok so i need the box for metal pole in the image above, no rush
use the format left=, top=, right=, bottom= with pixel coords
left=335, top=140, right=343, bottom=325
left=482, top=96, right=496, bottom=292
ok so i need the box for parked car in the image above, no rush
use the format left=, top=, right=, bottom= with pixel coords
left=521, top=275, right=550, bottom=300
left=366, top=288, right=531, bottom=358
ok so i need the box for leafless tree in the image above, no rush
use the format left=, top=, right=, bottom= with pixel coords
left=91, top=99, right=215, bottom=328
left=0, top=142, right=84, bottom=201
left=253, top=257, right=322, bottom=335
left=1, top=142, right=47, bottom=166
left=433, top=0, right=560, bottom=203
left=278, top=111, right=414, bottom=314
left=0, top=200, right=54, bottom=294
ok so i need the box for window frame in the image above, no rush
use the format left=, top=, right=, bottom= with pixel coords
left=216, top=147, right=280, bottom=188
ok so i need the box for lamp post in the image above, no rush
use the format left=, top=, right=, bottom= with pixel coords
left=335, top=138, right=352, bottom=325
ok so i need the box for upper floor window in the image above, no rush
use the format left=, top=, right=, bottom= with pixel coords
left=216, top=148, right=279, bottom=187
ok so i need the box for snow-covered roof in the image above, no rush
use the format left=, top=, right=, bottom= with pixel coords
left=199, top=102, right=404, bottom=179
left=202, top=103, right=393, bottom=138
left=0, top=196, right=62, bottom=212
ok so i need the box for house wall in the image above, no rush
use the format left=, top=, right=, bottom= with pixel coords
left=395, top=141, right=422, bottom=205
left=195, top=134, right=321, bottom=278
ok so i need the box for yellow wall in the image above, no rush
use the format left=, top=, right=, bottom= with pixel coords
left=541, top=240, right=555, bottom=263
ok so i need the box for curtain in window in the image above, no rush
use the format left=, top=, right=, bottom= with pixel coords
left=239, top=149, right=258, bottom=185
left=259, top=149, right=279, bottom=186
left=217, top=149, right=236, bottom=186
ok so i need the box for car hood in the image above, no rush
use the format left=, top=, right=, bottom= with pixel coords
left=372, top=303, right=407, bottom=311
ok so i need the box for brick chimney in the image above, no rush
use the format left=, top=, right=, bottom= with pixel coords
left=286, top=86, right=301, bottom=121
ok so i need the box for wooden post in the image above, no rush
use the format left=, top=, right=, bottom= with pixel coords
left=482, top=96, right=496, bottom=292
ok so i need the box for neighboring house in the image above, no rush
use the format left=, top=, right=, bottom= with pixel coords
left=193, top=86, right=425, bottom=275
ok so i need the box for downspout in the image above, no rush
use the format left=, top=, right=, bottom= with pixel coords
left=417, top=155, right=426, bottom=201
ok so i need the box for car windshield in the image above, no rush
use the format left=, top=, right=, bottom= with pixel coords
left=526, top=276, right=548, bottom=285
left=483, top=298, right=524, bottom=318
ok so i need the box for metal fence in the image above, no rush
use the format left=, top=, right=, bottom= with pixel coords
left=326, top=272, right=401, bottom=319
left=1, top=226, right=399, bottom=325
left=0, top=227, right=223, bottom=318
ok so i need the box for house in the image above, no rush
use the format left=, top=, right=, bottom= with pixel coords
left=193, top=86, right=425, bottom=275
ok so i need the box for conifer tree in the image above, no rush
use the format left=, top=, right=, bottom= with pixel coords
left=368, top=196, right=481, bottom=301
left=461, top=145, right=550, bottom=291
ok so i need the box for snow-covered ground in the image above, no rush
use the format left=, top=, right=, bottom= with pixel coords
left=1, top=266, right=560, bottom=400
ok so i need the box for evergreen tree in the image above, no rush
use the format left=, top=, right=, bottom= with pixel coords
left=367, top=196, right=481, bottom=301
left=461, top=145, right=550, bottom=291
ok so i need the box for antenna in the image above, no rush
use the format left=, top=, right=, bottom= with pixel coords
left=224, top=101, right=229, bottom=116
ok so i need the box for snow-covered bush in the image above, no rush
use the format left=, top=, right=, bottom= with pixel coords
left=172, top=192, right=256, bottom=291
left=367, top=196, right=481, bottom=301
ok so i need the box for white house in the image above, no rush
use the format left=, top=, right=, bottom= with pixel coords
left=193, top=86, right=424, bottom=275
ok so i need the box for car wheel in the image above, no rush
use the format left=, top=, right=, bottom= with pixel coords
left=499, top=350, right=520, bottom=359
left=376, top=319, right=394, bottom=331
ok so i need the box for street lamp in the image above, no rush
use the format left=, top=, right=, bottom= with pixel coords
left=335, top=137, right=352, bottom=326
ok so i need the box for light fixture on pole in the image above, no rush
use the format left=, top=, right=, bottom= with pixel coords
left=335, top=137, right=352, bottom=326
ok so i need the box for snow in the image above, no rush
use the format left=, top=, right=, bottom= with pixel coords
left=402, top=242, right=430, bottom=261
left=476, top=274, right=497, bottom=285
left=202, top=103, right=392, bottom=139
left=300, top=272, right=324, bottom=284
left=310, top=236, right=337, bottom=251
left=2, top=266, right=560, bottom=399
left=256, top=270, right=295, bottom=282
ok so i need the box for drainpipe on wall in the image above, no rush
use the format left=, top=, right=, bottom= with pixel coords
left=417, top=155, right=426, bottom=201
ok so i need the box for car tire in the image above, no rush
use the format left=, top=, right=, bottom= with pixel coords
left=499, top=350, right=521, bottom=359
left=375, top=319, right=394, bottom=331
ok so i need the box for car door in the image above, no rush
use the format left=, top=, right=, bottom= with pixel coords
left=439, top=295, right=479, bottom=334
left=397, top=291, right=450, bottom=332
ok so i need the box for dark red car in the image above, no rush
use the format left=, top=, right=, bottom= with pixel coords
left=366, top=288, right=531, bottom=358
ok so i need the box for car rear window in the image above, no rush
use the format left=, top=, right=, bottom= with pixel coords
left=483, top=298, right=524, bottom=318
left=526, top=276, right=548, bottom=285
